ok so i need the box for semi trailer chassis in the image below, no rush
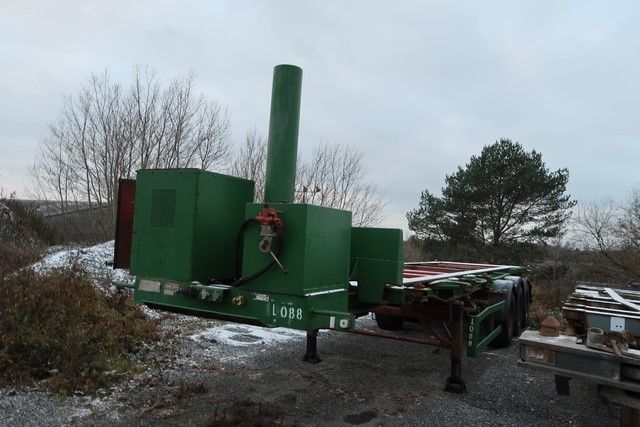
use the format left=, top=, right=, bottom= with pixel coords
left=113, top=64, right=532, bottom=392
left=117, top=257, right=529, bottom=392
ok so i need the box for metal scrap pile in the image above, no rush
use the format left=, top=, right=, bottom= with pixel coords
left=562, top=283, right=640, bottom=354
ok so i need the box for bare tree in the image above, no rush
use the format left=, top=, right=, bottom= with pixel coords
left=229, top=129, right=267, bottom=201
left=573, top=190, right=640, bottom=282
left=619, top=189, right=640, bottom=254
left=31, top=68, right=232, bottom=238
left=30, top=134, right=77, bottom=240
left=130, top=67, right=161, bottom=170
left=296, top=144, right=386, bottom=226
left=230, top=140, right=386, bottom=226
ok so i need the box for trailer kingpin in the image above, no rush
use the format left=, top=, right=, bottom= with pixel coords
left=112, top=64, right=532, bottom=392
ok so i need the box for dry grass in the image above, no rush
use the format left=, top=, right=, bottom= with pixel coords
left=527, top=276, right=573, bottom=330
left=0, top=198, right=49, bottom=279
left=1, top=198, right=60, bottom=245
left=0, top=266, right=159, bottom=394
left=0, top=243, right=42, bottom=281
left=0, top=198, right=159, bottom=394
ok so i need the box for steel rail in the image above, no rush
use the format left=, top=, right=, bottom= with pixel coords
left=604, top=287, right=640, bottom=312
left=401, top=265, right=518, bottom=285
left=404, top=261, right=504, bottom=267
left=347, top=328, right=447, bottom=348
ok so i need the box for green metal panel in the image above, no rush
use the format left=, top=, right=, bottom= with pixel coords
left=130, top=170, right=199, bottom=281
left=350, top=227, right=403, bottom=304
left=192, top=171, right=255, bottom=281
left=150, top=189, right=177, bottom=227
left=241, top=203, right=351, bottom=302
left=133, top=277, right=355, bottom=332
left=466, top=301, right=505, bottom=357
left=130, top=169, right=254, bottom=282
left=264, top=65, right=303, bottom=203
left=131, top=202, right=354, bottom=332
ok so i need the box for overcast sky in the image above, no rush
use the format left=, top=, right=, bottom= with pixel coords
left=1, top=1, right=639, bottom=234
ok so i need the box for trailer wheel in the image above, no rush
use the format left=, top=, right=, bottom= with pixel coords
left=375, top=313, right=404, bottom=330
left=491, top=295, right=516, bottom=348
left=513, top=290, right=524, bottom=337
left=505, top=276, right=527, bottom=335
left=514, top=277, right=529, bottom=332
left=521, top=278, right=532, bottom=328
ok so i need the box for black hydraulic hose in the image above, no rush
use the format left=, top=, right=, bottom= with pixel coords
left=232, top=220, right=284, bottom=288
left=232, top=259, right=276, bottom=288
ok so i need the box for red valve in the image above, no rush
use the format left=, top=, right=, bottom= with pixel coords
left=255, top=205, right=283, bottom=234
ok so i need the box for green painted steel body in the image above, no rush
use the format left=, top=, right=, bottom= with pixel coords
left=133, top=278, right=354, bottom=331
left=241, top=203, right=352, bottom=297
left=127, top=65, right=360, bottom=333
left=350, top=227, right=403, bottom=304
left=264, top=65, right=303, bottom=203
left=129, top=169, right=254, bottom=282
left=122, top=63, right=526, bottom=369
left=466, top=300, right=505, bottom=357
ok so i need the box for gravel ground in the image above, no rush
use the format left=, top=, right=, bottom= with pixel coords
left=0, top=312, right=618, bottom=426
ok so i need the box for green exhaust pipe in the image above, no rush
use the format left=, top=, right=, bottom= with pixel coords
left=264, top=64, right=303, bottom=203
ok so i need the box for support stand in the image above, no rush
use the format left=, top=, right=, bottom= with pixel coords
left=621, top=405, right=639, bottom=427
left=555, top=375, right=571, bottom=395
left=445, top=302, right=467, bottom=393
left=302, top=329, right=321, bottom=363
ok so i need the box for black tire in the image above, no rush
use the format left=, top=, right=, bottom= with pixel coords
left=521, top=278, right=532, bottom=328
left=491, top=295, right=515, bottom=348
left=520, top=287, right=529, bottom=329
left=513, top=289, right=524, bottom=337
left=375, top=313, right=404, bottom=330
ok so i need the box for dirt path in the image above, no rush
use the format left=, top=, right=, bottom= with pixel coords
left=0, top=314, right=617, bottom=426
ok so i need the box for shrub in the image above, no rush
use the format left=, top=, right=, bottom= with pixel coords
left=0, top=198, right=50, bottom=279
left=527, top=275, right=573, bottom=330
left=0, top=243, right=42, bottom=281
left=0, top=266, right=158, bottom=394
left=0, top=198, right=60, bottom=245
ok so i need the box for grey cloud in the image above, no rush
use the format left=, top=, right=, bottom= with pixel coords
left=1, top=1, right=639, bottom=232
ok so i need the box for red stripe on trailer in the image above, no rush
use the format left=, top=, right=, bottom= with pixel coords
left=404, top=268, right=453, bottom=275
left=410, top=265, right=469, bottom=273
left=435, top=262, right=497, bottom=269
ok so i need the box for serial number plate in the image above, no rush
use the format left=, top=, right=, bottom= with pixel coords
left=254, top=293, right=269, bottom=302
left=271, top=304, right=304, bottom=320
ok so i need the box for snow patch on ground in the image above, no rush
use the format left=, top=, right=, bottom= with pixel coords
left=191, top=323, right=305, bottom=348
left=27, top=240, right=306, bottom=358
left=6, top=239, right=317, bottom=421
left=139, top=304, right=162, bottom=320
left=188, top=323, right=306, bottom=363
left=30, top=240, right=134, bottom=289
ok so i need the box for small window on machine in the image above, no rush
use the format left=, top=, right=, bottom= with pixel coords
left=151, top=189, right=176, bottom=227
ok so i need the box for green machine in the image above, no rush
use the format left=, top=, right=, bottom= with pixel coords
left=122, top=65, right=395, bottom=339
left=114, top=64, right=530, bottom=392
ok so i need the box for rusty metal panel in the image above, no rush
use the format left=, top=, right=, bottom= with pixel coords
left=114, top=179, right=136, bottom=269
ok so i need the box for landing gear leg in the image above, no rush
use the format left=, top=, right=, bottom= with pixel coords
left=302, top=329, right=321, bottom=363
left=445, top=302, right=467, bottom=394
